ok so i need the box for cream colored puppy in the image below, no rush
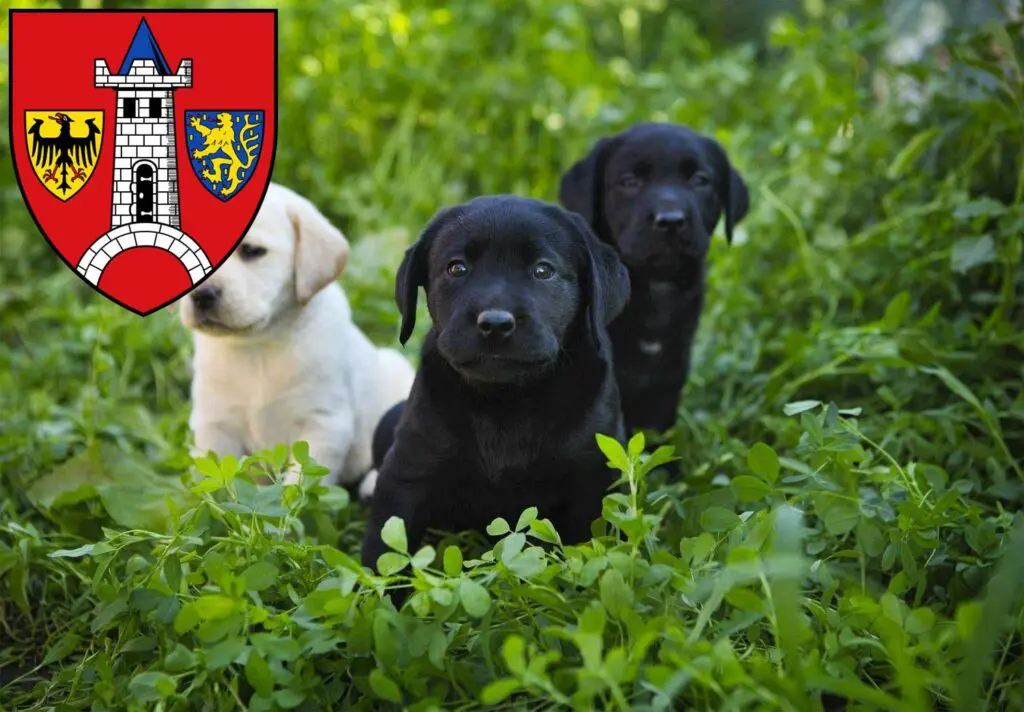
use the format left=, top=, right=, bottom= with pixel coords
left=180, top=182, right=415, bottom=498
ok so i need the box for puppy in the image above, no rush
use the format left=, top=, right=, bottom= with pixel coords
left=361, top=195, right=631, bottom=576
left=181, top=182, right=415, bottom=497
left=559, top=122, right=750, bottom=432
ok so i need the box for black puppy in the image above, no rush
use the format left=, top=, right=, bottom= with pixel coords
left=559, top=122, right=750, bottom=433
left=361, top=195, right=631, bottom=578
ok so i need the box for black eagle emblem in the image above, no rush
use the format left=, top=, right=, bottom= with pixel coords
left=27, top=112, right=101, bottom=197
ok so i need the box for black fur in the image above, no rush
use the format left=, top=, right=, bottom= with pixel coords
left=559, top=121, right=750, bottom=432
left=361, top=195, right=631, bottom=585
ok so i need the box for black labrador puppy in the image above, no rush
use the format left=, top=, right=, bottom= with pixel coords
left=559, top=122, right=750, bottom=433
left=361, top=195, right=631, bottom=577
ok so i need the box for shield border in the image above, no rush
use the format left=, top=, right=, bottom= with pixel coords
left=7, top=8, right=279, bottom=318
left=183, top=109, right=268, bottom=203
left=22, top=109, right=107, bottom=203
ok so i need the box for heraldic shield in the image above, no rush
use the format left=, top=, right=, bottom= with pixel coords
left=8, top=10, right=278, bottom=316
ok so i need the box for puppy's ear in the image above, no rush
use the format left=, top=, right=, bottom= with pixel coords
left=702, top=137, right=750, bottom=244
left=564, top=211, right=630, bottom=350
left=395, top=205, right=464, bottom=345
left=559, top=135, right=617, bottom=230
left=289, top=193, right=351, bottom=304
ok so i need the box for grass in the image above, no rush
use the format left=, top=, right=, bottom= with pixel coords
left=1, top=0, right=1023, bottom=709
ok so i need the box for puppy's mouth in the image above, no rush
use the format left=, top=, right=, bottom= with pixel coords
left=452, top=354, right=555, bottom=384
left=189, top=314, right=266, bottom=336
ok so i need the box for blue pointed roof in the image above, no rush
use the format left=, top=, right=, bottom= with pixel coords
left=117, top=18, right=172, bottom=75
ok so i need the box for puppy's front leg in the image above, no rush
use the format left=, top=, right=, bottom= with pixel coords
left=190, top=418, right=247, bottom=462
left=284, top=414, right=355, bottom=487
left=360, top=473, right=429, bottom=575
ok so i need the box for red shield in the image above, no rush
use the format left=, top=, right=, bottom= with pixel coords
left=8, top=9, right=278, bottom=316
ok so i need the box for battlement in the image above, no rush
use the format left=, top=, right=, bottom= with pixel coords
left=95, top=58, right=192, bottom=89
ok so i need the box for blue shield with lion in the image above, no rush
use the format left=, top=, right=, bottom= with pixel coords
left=184, top=110, right=265, bottom=202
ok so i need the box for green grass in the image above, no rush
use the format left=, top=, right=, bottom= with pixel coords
left=2, top=0, right=1024, bottom=709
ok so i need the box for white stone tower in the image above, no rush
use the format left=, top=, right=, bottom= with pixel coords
left=77, top=18, right=210, bottom=288
left=95, top=18, right=189, bottom=227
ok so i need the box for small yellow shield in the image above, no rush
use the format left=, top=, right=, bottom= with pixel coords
left=24, top=110, right=104, bottom=201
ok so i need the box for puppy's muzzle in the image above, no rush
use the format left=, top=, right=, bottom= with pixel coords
left=190, top=284, right=221, bottom=312
left=476, top=309, right=516, bottom=340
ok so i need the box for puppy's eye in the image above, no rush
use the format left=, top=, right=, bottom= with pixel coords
left=447, top=260, right=468, bottom=277
left=239, top=244, right=267, bottom=260
left=619, top=173, right=641, bottom=190
left=532, top=262, right=556, bottom=280
left=690, top=172, right=711, bottom=187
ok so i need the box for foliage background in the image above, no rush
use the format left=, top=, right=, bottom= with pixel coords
left=1, top=0, right=1023, bottom=710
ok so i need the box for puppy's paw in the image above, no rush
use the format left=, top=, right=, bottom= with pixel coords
left=358, top=469, right=378, bottom=502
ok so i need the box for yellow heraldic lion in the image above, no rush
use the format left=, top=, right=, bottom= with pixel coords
left=189, top=112, right=261, bottom=198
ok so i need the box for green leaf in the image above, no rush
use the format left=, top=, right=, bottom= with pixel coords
left=783, top=400, right=821, bottom=416
left=885, top=126, right=939, bottom=179
left=627, top=431, right=645, bottom=459
left=528, top=517, right=561, bottom=544
left=905, top=607, right=935, bottom=636
left=731, top=475, right=771, bottom=501
left=599, top=568, right=634, bottom=620
left=43, top=632, right=81, bottom=666
left=480, top=678, right=522, bottom=704
left=193, top=594, right=237, bottom=620
left=515, top=506, right=538, bottom=532
left=459, top=579, right=491, bottom=617
left=376, top=552, right=408, bottom=576
left=953, top=197, right=1007, bottom=220
left=951, top=235, right=996, bottom=274
left=700, top=507, right=742, bottom=533
left=505, top=548, right=547, bottom=579
left=245, top=649, right=274, bottom=697
left=242, top=561, right=279, bottom=591
left=443, top=545, right=463, bottom=576
left=380, top=516, right=408, bottom=554
left=501, top=635, right=527, bottom=676
left=128, top=671, right=177, bottom=702
left=368, top=669, right=402, bottom=703
left=747, top=442, right=780, bottom=484
left=595, top=433, right=630, bottom=473
left=410, top=545, right=436, bottom=570
left=486, top=517, right=511, bottom=536
left=205, top=637, right=246, bottom=670
left=811, top=492, right=860, bottom=535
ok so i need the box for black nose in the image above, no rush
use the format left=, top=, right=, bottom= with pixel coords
left=477, top=310, right=516, bottom=339
left=190, top=285, right=221, bottom=311
left=653, top=210, right=687, bottom=231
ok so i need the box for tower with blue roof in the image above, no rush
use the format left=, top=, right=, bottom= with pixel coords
left=95, top=18, right=192, bottom=230
left=76, top=18, right=210, bottom=289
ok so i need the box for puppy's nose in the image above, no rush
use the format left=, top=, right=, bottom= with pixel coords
left=653, top=210, right=687, bottom=231
left=190, top=285, right=221, bottom=311
left=477, top=310, right=516, bottom=339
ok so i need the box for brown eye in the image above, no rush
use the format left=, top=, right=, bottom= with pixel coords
left=619, top=173, right=641, bottom=190
left=447, top=260, right=468, bottom=277
left=533, top=262, right=555, bottom=280
left=691, top=172, right=711, bottom=187
left=240, top=244, right=267, bottom=261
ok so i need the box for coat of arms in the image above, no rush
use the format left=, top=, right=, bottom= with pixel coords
left=8, top=10, right=278, bottom=315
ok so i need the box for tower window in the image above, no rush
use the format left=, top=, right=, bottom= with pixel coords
left=123, top=98, right=137, bottom=119
left=149, top=98, right=163, bottom=118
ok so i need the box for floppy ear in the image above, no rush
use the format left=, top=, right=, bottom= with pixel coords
left=561, top=210, right=631, bottom=350
left=395, top=204, right=464, bottom=345
left=702, top=137, right=750, bottom=244
left=289, top=192, right=350, bottom=304
left=558, top=135, right=618, bottom=231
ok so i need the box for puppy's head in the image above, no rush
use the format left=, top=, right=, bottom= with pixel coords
left=179, top=182, right=350, bottom=335
left=395, top=195, right=630, bottom=385
left=559, top=122, right=750, bottom=272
